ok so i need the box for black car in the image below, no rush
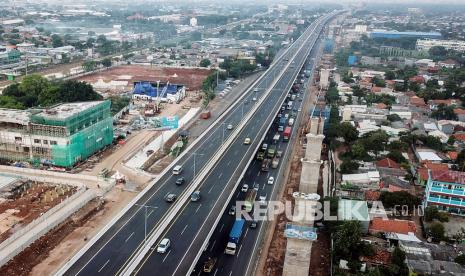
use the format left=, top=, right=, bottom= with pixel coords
left=175, top=177, right=185, bottom=185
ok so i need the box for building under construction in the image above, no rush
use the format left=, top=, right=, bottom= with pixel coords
left=0, top=100, right=113, bottom=167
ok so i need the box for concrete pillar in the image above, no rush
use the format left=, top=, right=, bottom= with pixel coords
left=309, top=118, right=319, bottom=135
left=300, top=159, right=321, bottom=194
left=305, top=133, right=324, bottom=161
left=318, top=118, right=325, bottom=135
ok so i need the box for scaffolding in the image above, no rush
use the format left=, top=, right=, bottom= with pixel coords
left=0, top=101, right=114, bottom=167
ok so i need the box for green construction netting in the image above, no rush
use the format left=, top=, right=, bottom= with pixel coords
left=51, top=117, right=113, bottom=167
left=31, top=101, right=112, bottom=135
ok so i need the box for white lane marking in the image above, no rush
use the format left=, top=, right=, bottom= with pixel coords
left=125, top=232, right=134, bottom=243
left=162, top=250, right=171, bottom=263
left=244, top=227, right=249, bottom=239
left=262, top=183, right=265, bottom=190
left=147, top=209, right=155, bottom=218
left=210, top=240, right=217, bottom=252
left=229, top=270, right=233, bottom=276
left=218, top=173, right=223, bottom=179
left=219, top=223, right=224, bottom=233
left=213, top=268, right=219, bottom=276
left=237, top=244, right=243, bottom=258
left=181, top=224, right=188, bottom=236
left=227, top=160, right=231, bottom=166
left=208, top=185, right=214, bottom=194
left=256, top=171, right=260, bottom=177
left=236, top=192, right=240, bottom=198
left=98, top=259, right=110, bottom=273
left=195, top=204, right=202, bottom=213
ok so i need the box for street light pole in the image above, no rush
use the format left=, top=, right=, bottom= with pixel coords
left=192, top=152, right=204, bottom=178
left=134, top=203, right=158, bottom=244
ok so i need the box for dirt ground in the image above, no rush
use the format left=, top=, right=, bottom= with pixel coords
left=0, top=183, right=76, bottom=242
left=27, top=188, right=135, bottom=276
left=77, top=65, right=212, bottom=91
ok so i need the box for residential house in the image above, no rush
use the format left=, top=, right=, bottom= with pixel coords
left=368, top=218, right=417, bottom=235
left=424, top=170, right=465, bottom=215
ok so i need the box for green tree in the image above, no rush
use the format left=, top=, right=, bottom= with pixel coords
left=455, top=254, right=465, bottom=266
left=340, top=160, right=359, bottom=174
left=385, top=70, right=396, bottom=80
left=337, top=122, right=359, bottom=144
left=199, top=59, right=211, bottom=67
left=428, top=222, right=446, bottom=241
left=387, top=114, right=402, bottom=122
left=101, top=58, right=112, bottom=67
left=19, top=74, right=50, bottom=107
left=390, top=247, right=409, bottom=276
left=380, top=191, right=421, bottom=211
left=51, top=34, right=63, bottom=48
left=82, top=60, right=97, bottom=72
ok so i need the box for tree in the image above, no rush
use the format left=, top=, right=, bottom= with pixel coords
left=82, top=60, right=97, bottom=72
left=390, top=247, right=409, bottom=276
left=455, top=254, right=465, bottom=266
left=385, top=70, right=396, bottom=80
left=340, top=160, right=359, bottom=174
left=199, top=59, right=211, bottom=67
left=424, top=206, right=449, bottom=222
left=337, top=122, right=359, bottom=144
left=428, top=222, right=446, bottom=241
left=18, top=74, right=50, bottom=107
left=387, top=114, right=402, bottom=122
left=380, top=191, right=421, bottom=211
left=387, top=151, right=407, bottom=163
left=51, top=34, right=63, bottom=48
left=429, top=46, right=448, bottom=59
left=101, top=58, right=112, bottom=67
left=372, top=76, right=386, bottom=87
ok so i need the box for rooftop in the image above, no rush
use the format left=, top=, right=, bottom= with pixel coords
left=0, top=109, right=31, bottom=125
left=33, top=101, right=103, bottom=120
left=431, top=170, right=465, bottom=185
left=369, top=218, right=417, bottom=235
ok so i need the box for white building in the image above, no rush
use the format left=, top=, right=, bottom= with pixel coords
left=416, top=39, right=465, bottom=52
left=189, top=17, right=198, bottom=27
left=319, top=69, right=330, bottom=89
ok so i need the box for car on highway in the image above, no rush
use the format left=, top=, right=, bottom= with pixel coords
left=229, top=205, right=236, bottom=216
left=284, top=113, right=289, bottom=119
left=165, top=193, right=177, bottom=203
left=253, top=183, right=260, bottom=191
left=244, top=137, right=251, bottom=145
left=277, top=113, right=282, bottom=118
left=172, top=165, right=183, bottom=175
left=267, top=176, right=274, bottom=185
left=250, top=220, right=258, bottom=229
left=241, top=184, right=249, bottom=192
left=175, top=177, right=185, bottom=185
left=298, top=107, right=302, bottom=112
left=298, top=98, right=302, bottom=102
left=227, top=124, right=233, bottom=130
left=252, top=97, right=257, bottom=101
left=157, top=238, right=171, bottom=253
left=253, top=88, right=259, bottom=93
left=203, top=257, right=217, bottom=273
left=259, top=195, right=267, bottom=204
left=191, top=191, right=201, bottom=202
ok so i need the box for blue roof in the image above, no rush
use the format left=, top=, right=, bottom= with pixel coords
left=370, top=31, right=442, bottom=39
left=133, top=81, right=179, bottom=97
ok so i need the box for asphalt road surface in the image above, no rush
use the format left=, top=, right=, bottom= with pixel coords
left=130, top=13, right=336, bottom=276
left=61, top=12, right=334, bottom=276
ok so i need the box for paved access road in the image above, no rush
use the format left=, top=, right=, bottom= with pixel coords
left=131, top=12, right=337, bottom=276
left=61, top=13, right=333, bottom=276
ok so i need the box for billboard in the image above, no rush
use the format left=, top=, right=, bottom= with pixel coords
left=284, top=223, right=317, bottom=241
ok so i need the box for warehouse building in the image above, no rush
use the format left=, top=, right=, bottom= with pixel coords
left=0, top=100, right=113, bottom=167
left=370, top=31, right=442, bottom=40
left=416, top=39, right=465, bottom=52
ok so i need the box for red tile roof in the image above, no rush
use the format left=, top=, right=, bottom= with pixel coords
left=376, top=103, right=388, bottom=109
left=431, top=170, right=465, bottom=184
left=376, top=158, right=401, bottom=169
left=388, top=185, right=407, bottom=192
left=417, top=167, right=429, bottom=181
left=360, top=249, right=391, bottom=265
left=448, top=151, right=458, bottom=161
left=369, top=218, right=417, bottom=235
left=453, top=133, right=465, bottom=141
left=454, top=108, right=465, bottom=115
left=365, top=190, right=381, bottom=201
left=410, top=96, right=426, bottom=107
left=372, top=86, right=382, bottom=93
left=409, top=76, right=425, bottom=84
left=424, top=162, right=449, bottom=171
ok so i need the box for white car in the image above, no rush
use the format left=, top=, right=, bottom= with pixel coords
left=284, top=114, right=289, bottom=119
left=252, top=97, right=257, bottom=101
left=241, top=184, right=249, bottom=192
left=298, top=108, right=302, bottom=112
left=227, top=124, right=233, bottom=130
left=157, top=238, right=171, bottom=253
left=259, top=195, right=267, bottom=204
left=267, top=176, right=274, bottom=185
